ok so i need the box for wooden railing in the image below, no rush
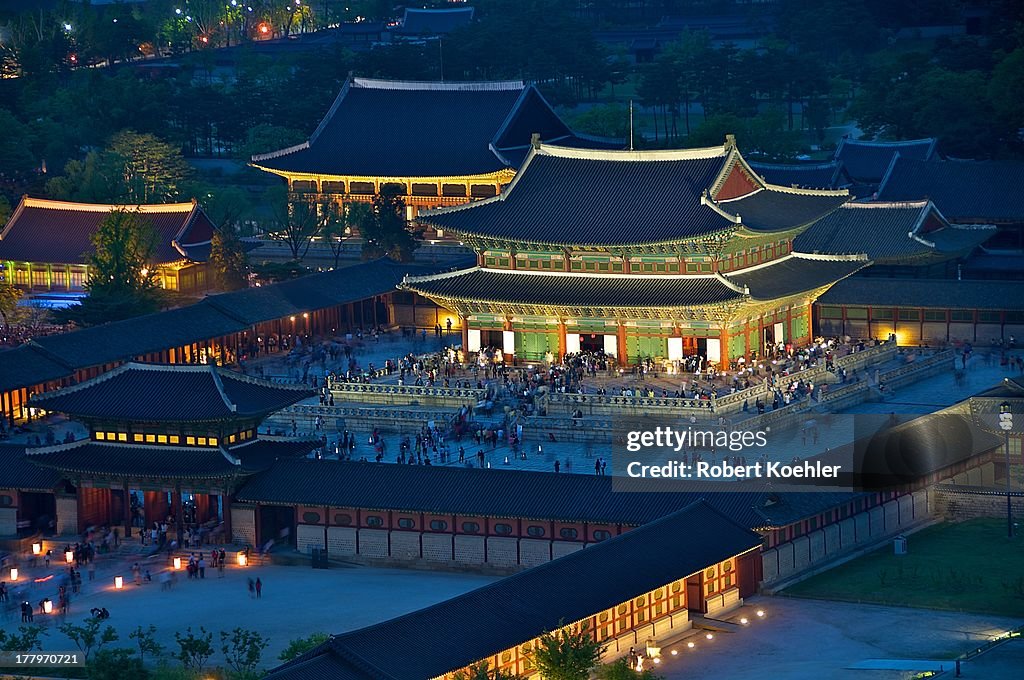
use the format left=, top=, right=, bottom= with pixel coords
left=327, top=381, right=485, bottom=408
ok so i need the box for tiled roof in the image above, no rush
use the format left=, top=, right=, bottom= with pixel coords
left=26, top=441, right=243, bottom=479
left=716, top=187, right=848, bottom=231
left=876, top=156, right=1024, bottom=222
left=235, top=458, right=772, bottom=527
left=3, top=259, right=448, bottom=394
left=974, top=376, right=1024, bottom=399
left=229, top=437, right=321, bottom=472
left=402, top=267, right=745, bottom=308
left=794, top=201, right=995, bottom=261
left=0, top=345, right=77, bottom=393
left=418, top=144, right=739, bottom=246
left=265, top=501, right=762, bottom=680
left=31, top=363, right=313, bottom=422
left=251, top=78, right=579, bottom=177
left=0, top=443, right=62, bottom=491
left=726, top=254, right=870, bottom=301
left=397, top=7, right=474, bottom=36
left=834, top=137, right=937, bottom=183
left=818, top=277, right=1024, bottom=311
left=0, top=197, right=215, bottom=265
left=749, top=161, right=847, bottom=189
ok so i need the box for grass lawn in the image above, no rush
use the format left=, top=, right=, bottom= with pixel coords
left=784, top=519, right=1024, bottom=618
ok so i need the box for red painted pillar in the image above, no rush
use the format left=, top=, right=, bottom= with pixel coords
left=617, top=322, right=628, bottom=366
left=719, top=328, right=730, bottom=370
left=557, top=320, right=567, bottom=359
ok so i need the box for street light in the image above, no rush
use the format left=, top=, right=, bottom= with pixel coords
left=1000, top=401, right=1014, bottom=538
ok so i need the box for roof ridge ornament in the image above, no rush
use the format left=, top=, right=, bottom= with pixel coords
left=208, top=364, right=237, bottom=413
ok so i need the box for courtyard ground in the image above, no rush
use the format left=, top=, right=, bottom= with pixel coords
left=2, top=558, right=498, bottom=670
left=656, top=597, right=1023, bottom=680
left=782, top=519, right=1024, bottom=618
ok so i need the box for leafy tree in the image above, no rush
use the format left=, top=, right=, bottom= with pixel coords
left=359, top=188, right=419, bottom=262
left=569, top=104, right=631, bottom=140
left=220, top=627, right=269, bottom=675
left=530, top=622, right=605, bottom=680
left=0, top=195, right=11, bottom=226
left=87, top=647, right=148, bottom=680
left=320, top=201, right=368, bottom=269
left=173, top=626, right=214, bottom=672
left=58, top=209, right=164, bottom=326
left=129, top=624, right=165, bottom=664
left=596, top=658, right=664, bottom=679
left=0, top=282, right=23, bottom=333
left=0, top=625, right=47, bottom=652
left=106, top=130, right=192, bottom=203
left=453, top=660, right=525, bottom=680
left=59, top=618, right=119, bottom=661
left=279, top=632, right=330, bottom=662
left=266, top=187, right=321, bottom=261
left=989, top=48, right=1024, bottom=138
left=0, top=108, right=37, bottom=177
left=237, top=123, right=307, bottom=161
left=46, top=153, right=124, bottom=203
left=210, top=226, right=250, bottom=291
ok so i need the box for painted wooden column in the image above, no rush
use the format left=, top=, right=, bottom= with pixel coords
left=172, top=482, right=184, bottom=544
left=557, top=320, right=567, bottom=359
left=786, top=306, right=793, bottom=346
left=616, top=322, right=628, bottom=366
left=720, top=327, right=730, bottom=370
left=461, top=315, right=470, bottom=351
left=122, top=480, right=132, bottom=538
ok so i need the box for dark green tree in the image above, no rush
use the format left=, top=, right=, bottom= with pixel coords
left=320, top=201, right=369, bottom=269
left=453, top=660, right=526, bottom=680
left=59, top=209, right=163, bottom=326
left=87, top=648, right=148, bottom=680
left=0, top=625, right=47, bottom=652
left=59, top=618, right=119, bottom=662
left=209, top=226, right=250, bottom=291
left=106, top=130, right=192, bottom=203
left=219, top=627, right=269, bottom=675
left=278, top=632, right=330, bottom=662
left=173, top=626, right=214, bottom=672
left=129, top=624, right=165, bottom=664
left=596, top=658, right=664, bottom=679
left=359, top=188, right=419, bottom=262
left=266, top=187, right=321, bottom=261
left=530, top=623, right=605, bottom=680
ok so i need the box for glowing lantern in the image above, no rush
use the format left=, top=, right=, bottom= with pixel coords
left=43, top=599, right=53, bottom=614
left=236, top=553, right=247, bottom=566
left=32, top=543, right=42, bottom=555
left=65, top=550, right=74, bottom=563
left=10, top=567, right=18, bottom=581
left=114, top=576, right=123, bottom=589
left=173, top=557, right=182, bottom=570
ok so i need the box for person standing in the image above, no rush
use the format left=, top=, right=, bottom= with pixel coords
left=198, top=556, right=206, bottom=579
left=255, top=578, right=262, bottom=599
left=247, top=578, right=255, bottom=599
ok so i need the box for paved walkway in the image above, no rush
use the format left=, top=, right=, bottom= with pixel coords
left=655, top=596, right=1023, bottom=680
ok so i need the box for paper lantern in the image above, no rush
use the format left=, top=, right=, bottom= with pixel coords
left=65, top=550, right=74, bottom=563
left=236, top=553, right=247, bottom=566
left=114, top=576, right=123, bottom=589
left=43, top=599, right=53, bottom=614
left=32, top=543, right=41, bottom=555
left=173, top=557, right=181, bottom=570
left=9, top=567, right=17, bottom=581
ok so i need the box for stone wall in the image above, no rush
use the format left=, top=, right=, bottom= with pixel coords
left=931, top=486, right=1024, bottom=521
left=229, top=505, right=256, bottom=546
left=762, top=490, right=933, bottom=585
left=0, top=507, right=17, bottom=537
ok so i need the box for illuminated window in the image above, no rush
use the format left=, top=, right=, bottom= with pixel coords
left=208, top=437, right=218, bottom=446
left=157, top=435, right=168, bottom=444
left=228, top=435, right=236, bottom=444
left=117, top=433, right=127, bottom=442
left=169, top=435, right=180, bottom=444
left=186, top=437, right=196, bottom=446
left=133, top=433, right=144, bottom=443
left=95, top=432, right=106, bottom=441
left=145, top=434, right=156, bottom=443
left=197, top=437, right=207, bottom=446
